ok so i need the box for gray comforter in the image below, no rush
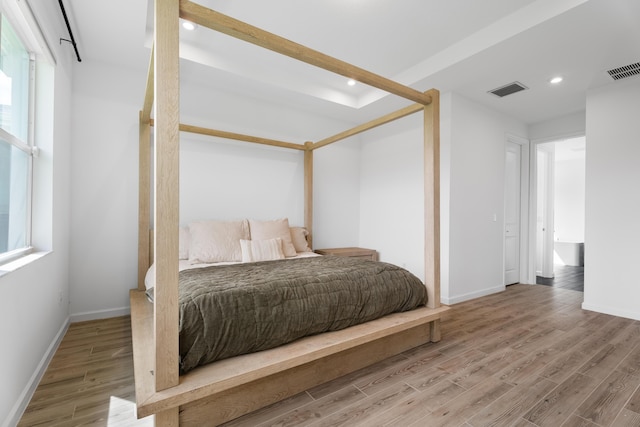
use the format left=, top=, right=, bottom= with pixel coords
left=177, top=255, right=427, bottom=373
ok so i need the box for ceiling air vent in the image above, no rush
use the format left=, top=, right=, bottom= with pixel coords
left=488, top=81, right=528, bottom=98
left=607, top=62, right=640, bottom=81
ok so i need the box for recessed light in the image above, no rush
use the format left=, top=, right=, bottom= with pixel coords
left=347, top=79, right=356, bottom=86
left=550, top=76, right=563, bottom=84
left=182, top=21, right=197, bottom=31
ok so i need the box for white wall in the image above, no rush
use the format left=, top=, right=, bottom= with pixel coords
left=178, top=75, right=362, bottom=245
left=583, top=76, right=640, bottom=320
left=179, top=137, right=306, bottom=224
left=445, top=93, right=528, bottom=303
left=554, top=156, right=585, bottom=242
left=358, top=113, right=425, bottom=280
left=529, top=110, right=586, bottom=142
left=177, top=129, right=362, bottom=248
left=0, top=1, right=73, bottom=424
left=69, top=61, right=142, bottom=318
left=359, top=92, right=527, bottom=304
left=313, top=139, right=361, bottom=249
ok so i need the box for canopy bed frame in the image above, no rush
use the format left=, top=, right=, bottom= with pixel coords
left=130, top=1, right=447, bottom=425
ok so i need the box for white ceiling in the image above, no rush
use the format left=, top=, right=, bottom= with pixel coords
left=66, top=0, right=640, bottom=125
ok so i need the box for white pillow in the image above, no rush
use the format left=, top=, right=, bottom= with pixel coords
left=188, top=220, right=250, bottom=263
left=248, top=218, right=297, bottom=257
left=240, top=238, right=285, bottom=262
left=179, top=226, right=190, bottom=260
left=290, top=227, right=311, bottom=252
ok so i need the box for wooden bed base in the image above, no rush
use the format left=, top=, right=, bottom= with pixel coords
left=135, top=1, right=445, bottom=425
left=131, top=290, right=447, bottom=425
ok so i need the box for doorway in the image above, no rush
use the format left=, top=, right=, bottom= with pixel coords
left=535, top=136, right=585, bottom=292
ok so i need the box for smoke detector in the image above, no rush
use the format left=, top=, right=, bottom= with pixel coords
left=607, top=62, right=640, bottom=81
left=488, top=81, right=529, bottom=98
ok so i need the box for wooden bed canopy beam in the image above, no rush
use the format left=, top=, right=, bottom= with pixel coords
left=148, top=119, right=306, bottom=151
left=178, top=123, right=305, bottom=151
left=312, top=102, right=424, bottom=150
left=147, top=101, right=426, bottom=153
left=178, top=0, right=432, bottom=106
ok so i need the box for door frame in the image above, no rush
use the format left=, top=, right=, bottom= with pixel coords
left=528, top=132, right=585, bottom=283
left=504, top=134, right=530, bottom=285
left=535, top=143, right=555, bottom=278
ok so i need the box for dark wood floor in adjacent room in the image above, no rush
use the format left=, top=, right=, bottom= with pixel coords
left=19, top=284, right=640, bottom=426
left=537, top=264, right=585, bottom=292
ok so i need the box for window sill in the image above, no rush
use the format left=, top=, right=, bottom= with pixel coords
left=0, top=251, right=51, bottom=278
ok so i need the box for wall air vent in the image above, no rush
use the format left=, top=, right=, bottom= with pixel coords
left=607, top=62, right=640, bottom=80
left=488, top=81, right=528, bottom=98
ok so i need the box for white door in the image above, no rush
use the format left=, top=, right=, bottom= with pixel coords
left=504, top=142, right=521, bottom=285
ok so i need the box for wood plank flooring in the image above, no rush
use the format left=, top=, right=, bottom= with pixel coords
left=19, top=284, right=640, bottom=426
left=17, top=316, right=153, bottom=427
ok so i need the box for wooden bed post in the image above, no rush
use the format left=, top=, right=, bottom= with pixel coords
left=304, top=141, right=313, bottom=248
left=423, top=89, right=441, bottom=341
left=153, top=0, right=180, bottom=405
left=423, top=89, right=440, bottom=308
left=138, top=45, right=154, bottom=291
left=138, top=112, right=151, bottom=291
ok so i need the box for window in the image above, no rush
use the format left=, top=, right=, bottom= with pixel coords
left=0, top=13, right=34, bottom=262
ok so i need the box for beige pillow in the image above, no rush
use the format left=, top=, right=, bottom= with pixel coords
left=249, top=218, right=297, bottom=257
left=188, top=220, right=250, bottom=263
left=290, top=227, right=311, bottom=252
left=240, top=238, right=285, bottom=262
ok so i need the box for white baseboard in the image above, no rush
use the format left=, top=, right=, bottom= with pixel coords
left=442, top=285, right=506, bottom=305
left=3, top=317, right=70, bottom=427
left=70, top=306, right=131, bottom=323
left=581, top=302, right=640, bottom=321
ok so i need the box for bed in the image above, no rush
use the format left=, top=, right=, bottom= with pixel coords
left=131, top=1, right=446, bottom=425
left=143, top=220, right=429, bottom=376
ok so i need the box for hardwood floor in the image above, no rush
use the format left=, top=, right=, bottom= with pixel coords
left=19, top=284, right=640, bottom=426
left=17, top=316, right=153, bottom=427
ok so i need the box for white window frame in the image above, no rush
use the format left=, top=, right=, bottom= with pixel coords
left=0, top=10, right=36, bottom=265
